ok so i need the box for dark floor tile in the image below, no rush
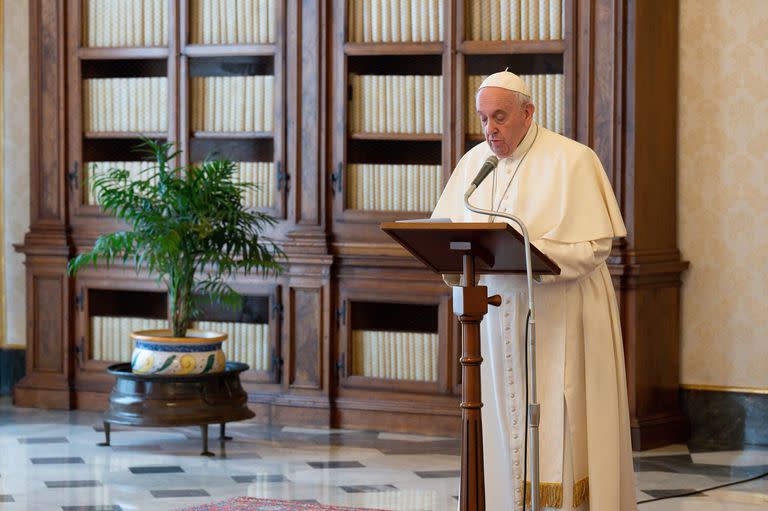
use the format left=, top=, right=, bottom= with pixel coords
left=0, top=495, right=14, bottom=503
left=307, top=461, right=365, bottom=469
left=231, top=474, right=287, bottom=483
left=150, top=489, right=210, bottom=498
left=684, top=463, right=768, bottom=479
left=129, top=466, right=184, bottom=474
left=31, top=457, right=84, bottom=464
left=642, top=488, right=703, bottom=499
left=46, top=480, right=102, bottom=488
left=633, top=454, right=693, bottom=472
left=61, top=506, right=122, bottom=511
left=415, top=470, right=461, bottom=479
left=341, top=484, right=397, bottom=493
left=634, top=454, right=768, bottom=478
left=109, top=444, right=165, bottom=452
left=18, top=437, right=69, bottom=444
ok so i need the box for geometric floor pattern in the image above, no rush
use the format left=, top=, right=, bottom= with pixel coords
left=1, top=398, right=767, bottom=510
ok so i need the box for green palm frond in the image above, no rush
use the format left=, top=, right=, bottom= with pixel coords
left=68, top=137, right=284, bottom=337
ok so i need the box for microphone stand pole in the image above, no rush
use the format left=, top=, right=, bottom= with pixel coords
left=463, top=189, right=541, bottom=511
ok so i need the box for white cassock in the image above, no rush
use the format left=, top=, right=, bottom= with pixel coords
left=432, top=123, right=637, bottom=511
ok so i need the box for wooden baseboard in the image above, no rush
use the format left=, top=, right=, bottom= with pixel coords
left=13, top=384, right=73, bottom=409
left=334, top=408, right=459, bottom=436
left=631, top=413, right=689, bottom=451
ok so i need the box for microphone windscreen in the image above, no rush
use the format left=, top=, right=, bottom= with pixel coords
left=471, top=155, right=499, bottom=188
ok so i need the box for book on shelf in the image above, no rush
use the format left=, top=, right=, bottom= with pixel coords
left=349, top=74, right=442, bottom=134
left=352, top=329, right=438, bottom=381
left=191, top=76, right=273, bottom=132
left=346, top=164, right=441, bottom=212
left=83, top=77, right=167, bottom=133
left=466, top=0, right=563, bottom=41
left=347, top=0, right=442, bottom=43
left=82, top=0, right=167, bottom=47
left=190, top=0, right=275, bottom=45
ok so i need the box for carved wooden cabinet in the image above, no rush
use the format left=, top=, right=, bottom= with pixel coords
left=18, top=0, right=687, bottom=447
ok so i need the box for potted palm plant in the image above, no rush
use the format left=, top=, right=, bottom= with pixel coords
left=68, top=139, right=282, bottom=375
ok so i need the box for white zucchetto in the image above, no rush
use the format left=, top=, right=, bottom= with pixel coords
left=478, top=69, right=531, bottom=97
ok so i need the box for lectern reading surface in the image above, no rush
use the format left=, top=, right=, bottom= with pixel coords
left=381, top=222, right=560, bottom=276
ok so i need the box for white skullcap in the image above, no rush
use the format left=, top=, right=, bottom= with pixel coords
left=478, top=69, right=531, bottom=97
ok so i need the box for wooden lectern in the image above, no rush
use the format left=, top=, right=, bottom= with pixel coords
left=381, top=222, right=560, bottom=511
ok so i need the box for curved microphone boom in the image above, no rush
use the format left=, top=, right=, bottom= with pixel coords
left=462, top=153, right=544, bottom=511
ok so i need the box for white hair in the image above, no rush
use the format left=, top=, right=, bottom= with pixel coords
left=514, top=91, right=533, bottom=109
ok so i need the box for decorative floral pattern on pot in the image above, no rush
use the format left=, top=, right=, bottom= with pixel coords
left=130, top=329, right=227, bottom=375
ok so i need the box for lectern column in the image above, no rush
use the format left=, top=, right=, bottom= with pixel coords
left=453, top=253, right=501, bottom=511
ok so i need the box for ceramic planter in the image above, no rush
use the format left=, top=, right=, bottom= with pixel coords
left=130, top=329, right=227, bottom=375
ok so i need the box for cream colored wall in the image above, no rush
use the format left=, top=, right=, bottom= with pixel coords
left=2, top=0, right=29, bottom=346
left=679, top=0, right=768, bottom=389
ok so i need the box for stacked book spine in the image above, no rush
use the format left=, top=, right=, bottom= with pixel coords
left=190, top=76, right=274, bottom=132
left=82, top=0, right=168, bottom=47
left=84, top=161, right=159, bottom=205
left=90, top=316, right=166, bottom=362
left=349, top=74, right=442, bottom=135
left=346, top=164, right=441, bottom=212
left=347, top=0, right=444, bottom=43
left=466, top=74, right=564, bottom=134
left=351, top=330, right=439, bottom=382
left=233, top=162, right=275, bottom=209
left=194, top=320, right=270, bottom=371
left=466, top=0, right=563, bottom=41
left=83, top=77, right=168, bottom=133
left=189, top=0, right=276, bottom=44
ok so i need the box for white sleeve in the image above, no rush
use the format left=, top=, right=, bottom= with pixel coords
left=532, top=237, right=613, bottom=283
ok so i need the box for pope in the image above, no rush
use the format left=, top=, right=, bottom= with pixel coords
left=432, top=71, right=636, bottom=510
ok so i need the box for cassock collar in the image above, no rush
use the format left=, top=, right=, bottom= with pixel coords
left=502, top=122, right=537, bottom=162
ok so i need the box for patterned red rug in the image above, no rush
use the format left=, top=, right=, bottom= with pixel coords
left=176, top=497, right=388, bottom=511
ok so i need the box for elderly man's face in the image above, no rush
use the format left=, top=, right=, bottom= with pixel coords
left=476, top=87, right=534, bottom=159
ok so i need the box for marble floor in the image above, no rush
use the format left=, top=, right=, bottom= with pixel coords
left=0, top=398, right=766, bottom=510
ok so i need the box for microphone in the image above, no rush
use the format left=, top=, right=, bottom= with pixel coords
left=464, top=155, right=499, bottom=199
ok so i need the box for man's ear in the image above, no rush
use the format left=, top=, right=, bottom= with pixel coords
left=525, top=103, right=535, bottom=122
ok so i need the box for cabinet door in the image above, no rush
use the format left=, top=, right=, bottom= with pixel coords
left=329, top=0, right=451, bottom=244
left=67, top=0, right=177, bottom=232
left=336, top=285, right=451, bottom=394
left=72, top=277, right=168, bottom=380
left=195, top=283, right=283, bottom=384
left=178, top=0, right=287, bottom=219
